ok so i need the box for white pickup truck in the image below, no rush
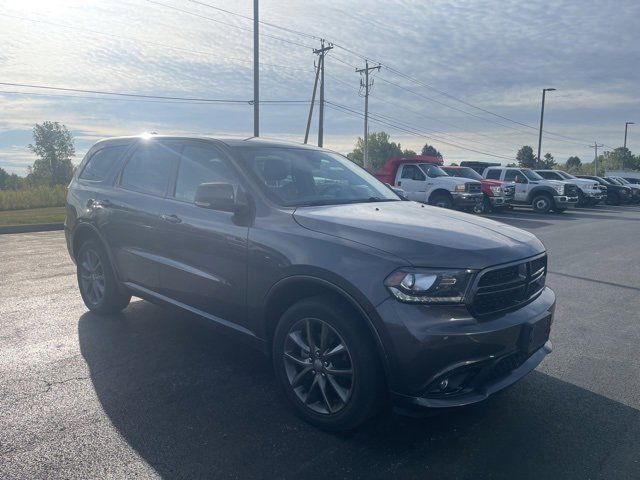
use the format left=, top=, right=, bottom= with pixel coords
left=535, top=170, right=604, bottom=206
left=483, top=167, right=579, bottom=213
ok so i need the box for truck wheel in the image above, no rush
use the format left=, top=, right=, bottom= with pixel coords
left=272, top=296, right=385, bottom=432
left=606, top=192, right=620, bottom=205
left=77, top=240, right=131, bottom=315
left=430, top=193, right=453, bottom=209
left=532, top=194, right=553, bottom=213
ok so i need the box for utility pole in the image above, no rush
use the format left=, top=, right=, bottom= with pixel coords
left=253, top=0, right=259, bottom=137
left=303, top=58, right=321, bottom=144
left=592, top=142, right=603, bottom=176
left=356, top=60, right=380, bottom=170
left=537, top=87, right=556, bottom=163
left=316, top=40, right=332, bottom=147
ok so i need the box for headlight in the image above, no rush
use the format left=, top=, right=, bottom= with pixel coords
left=490, top=186, right=502, bottom=195
left=554, top=185, right=564, bottom=195
left=384, top=268, right=476, bottom=304
left=454, top=184, right=465, bottom=193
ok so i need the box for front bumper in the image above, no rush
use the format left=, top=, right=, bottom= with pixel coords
left=376, top=287, right=555, bottom=410
left=452, top=192, right=483, bottom=207
left=489, top=195, right=512, bottom=207
left=553, top=195, right=578, bottom=207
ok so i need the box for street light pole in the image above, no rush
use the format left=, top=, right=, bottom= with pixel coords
left=624, top=122, right=634, bottom=149
left=253, top=0, right=259, bottom=137
left=537, top=88, right=556, bottom=163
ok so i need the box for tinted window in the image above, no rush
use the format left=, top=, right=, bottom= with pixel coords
left=174, top=144, right=237, bottom=202
left=120, top=142, right=180, bottom=196
left=504, top=170, right=519, bottom=182
left=79, top=145, right=127, bottom=181
left=401, top=164, right=425, bottom=181
left=485, top=169, right=500, bottom=180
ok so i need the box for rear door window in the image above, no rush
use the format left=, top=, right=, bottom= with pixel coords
left=79, top=145, right=128, bottom=181
left=120, top=141, right=181, bottom=196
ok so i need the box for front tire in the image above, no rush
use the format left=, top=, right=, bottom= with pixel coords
left=77, top=240, right=131, bottom=315
left=272, top=297, right=385, bottom=431
left=430, top=193, right=453, bottom=209
left=531, top=194, right=553, bottom=213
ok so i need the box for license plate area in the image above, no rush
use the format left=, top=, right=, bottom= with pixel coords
left=519, top=314, right=551, bottom=354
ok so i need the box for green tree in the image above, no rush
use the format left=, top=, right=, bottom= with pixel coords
left=538, top=152, right=557, bottom=169
left=347, top=132, right=405, bottom=170
left=27, top=121, right=75, bottom=186
left=565, top=156, right=582, bottom=172
left=421, top=143, right=442, bottom=158
left=402, top=148, right=417, bottom=157
left=0, top=167, right=8, bottom=190
left=516, top=145, right=536, bottom=168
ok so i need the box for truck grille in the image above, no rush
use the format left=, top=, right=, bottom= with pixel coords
left=465, top=183, right=482, bottom=194
left=503, top=184, right=515, bottom=199
left=563, top=184, right=578, bottom=197
left=471, top=254, right=547, bottom=316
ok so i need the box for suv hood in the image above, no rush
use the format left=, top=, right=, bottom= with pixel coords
left=565, top=177, right=597, bottom=188
left=293, top=201, right=544, bottom=269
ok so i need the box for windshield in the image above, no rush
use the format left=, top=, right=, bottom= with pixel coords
left=420, top=164, right=448, bottom=177
left=606, top=177, right=623, bottom=185
left=232, top=147, right=400, bottom=207
left=615, top=177, right=631, bottom=185
left=557, top=171, right=575, bottom=179
left=443, top=167, right=482, bottom=180
left=522, top=169, right=543, bottom=181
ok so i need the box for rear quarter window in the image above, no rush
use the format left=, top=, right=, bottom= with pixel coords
left=79, top=145, right=128, bottom=182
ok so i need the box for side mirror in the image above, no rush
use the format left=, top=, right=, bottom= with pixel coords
left=194, top=182, right=238, bottom=212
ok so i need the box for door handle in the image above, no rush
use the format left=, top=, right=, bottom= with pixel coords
left=161, top=214, right=182, bottom=224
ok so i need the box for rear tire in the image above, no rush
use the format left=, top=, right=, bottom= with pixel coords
left=77, top=240, right=131, bottom=315
left=531, top=194, right=553, bottom=213
left=272, top=296, right=385, bottom=432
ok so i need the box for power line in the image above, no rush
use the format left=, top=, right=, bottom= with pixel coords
left=164, top=3, right=597, bottom=148
left=0, top=82, right=310, bottom=104
left=145, top=0, right=315, bottom=50
left=0, top=89, right=311, bottom=106
left=326, top=101, right=514, bottom=161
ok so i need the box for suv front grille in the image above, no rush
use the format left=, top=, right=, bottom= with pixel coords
left=563, top=184, right=578, bottom=196
left=471, top=254, right=547, bottom=316
left=465, top=183, right=482, bottom=194
left=502, top=184, right=515, bottom=199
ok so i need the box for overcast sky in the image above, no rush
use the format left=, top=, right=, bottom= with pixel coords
left=1, top=0, right=638, bottom=174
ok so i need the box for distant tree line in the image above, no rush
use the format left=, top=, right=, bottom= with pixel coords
left=515, top=144, right=639, bottom=176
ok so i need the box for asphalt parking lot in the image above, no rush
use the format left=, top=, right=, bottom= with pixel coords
left=1, top=204, right=640, bottom=480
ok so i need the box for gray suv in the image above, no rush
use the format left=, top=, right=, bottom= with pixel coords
left=65, top=136, right=555, bottom=431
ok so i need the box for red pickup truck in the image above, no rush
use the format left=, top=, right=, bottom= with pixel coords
left=373, top=156, right=484, bottom=210
left=441, top=165, right=514, bottom=212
